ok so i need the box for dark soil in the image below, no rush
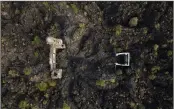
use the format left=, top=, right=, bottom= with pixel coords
left=1, top=1, right=173, bottom=109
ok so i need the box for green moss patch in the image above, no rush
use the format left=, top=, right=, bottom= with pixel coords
left=34, top=51, right=39, bottom=58
left=148, top=74, right=156, bottom=80
left=96, top=79, right=117, bottom=87
left=32, top=36, right=41, bottom=45
left=48, top=80, right=57, bottom=87
left=36, top=81, right=48, bottom=92
left=63, top=102, right=70, bottom=109
left=151, top=66, right=160, bottom=73
left=79, top=23, right=85, bottom=28
left=8, top=69, right=19, bottom=77
left=24, top=67, right=32, bottom=75
left=153, top=44, right=159, bottom=51
left=96, top=80, right=106, bottom=87
left=19, top=100, right=30, bottom=109
left=167, top=50, right=172, bottom=57
left=70, top=4, right=78, bottom=14
left=115, top=25, right=122, bottom=36
left=129, top=17, right=138, bottom=27
left=155, top=23, right=160, bottom=30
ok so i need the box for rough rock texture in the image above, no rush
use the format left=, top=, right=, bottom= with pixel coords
left=1, top=1, right=173, bottom=109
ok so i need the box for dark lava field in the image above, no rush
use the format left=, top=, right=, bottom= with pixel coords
left=1, top=1, right=173, bottom=109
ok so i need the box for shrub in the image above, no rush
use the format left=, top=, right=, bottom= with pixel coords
left=129, top=17, right=138, bottom=27
left=96, top=80, right=106, bottom=87
left=63, top=102, right=70, bottom=109
left=153, top=44, right=159, bottom=51
left=151, top=66, right=160, bottom=73
left=36, top=81, right=48, bottom=91
left=48, top=80, right=57, bottom=87
left=70, top=4, right=78, bottom=14
left=24, top=67, right=32, bottom=75
left=19, top=100, right=30, bottom=109
left=8, top=69, right=19, bottom=77
left=115, top=25, right=122, bottom=36
left=34, top=51, right=39, bottom=58
left=167, top=50, right=172, bottom=57
left=32, top=36, right=41, bottom=45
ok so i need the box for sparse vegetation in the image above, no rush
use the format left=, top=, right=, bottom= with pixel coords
left=44, top=93, right=49, bottom=98
left=48, top=80, right=57, bottom=87
left=151, top=66, right=160, bottom=73
left=19, top=100, right=30, bottom=109
left=109, top=79, right=115, bottom=83
left=34, top=51, right=39, bottom=58
left=31, top=105, right=39, bottom=109
left=63, top=102, right=70, bottom=109
left=36, top=81, right=48, bottom=91
left=115, top=48, right=123, bottom=52
left=43, top=1, right=49, bottom=8
left=1, top=2, right=172, bottom=109
left=115, top=25, right=122, bottom=36
left=129, top=17, right=138, bottom=27
left=137, top=104, right=145, bottom=109
left=2, top=80, right=6, bottom=84
left=167, top=50, right=172, bottom=57
left=148, top=66, right=160, bottom=80
left=154, top=44, right=159, bottom=51
left=167, top=39, right=173, bottom=43
left=116, top=69, right=122, bottom=75
left=143, top=27, right=148, bottom=34
left=96, top=79, right=117, bottom=87
left=8, top=69, right=19, bottom=77
left=79, top=23, right=85, bottom=28
left=24, top=67, right=32, bottom=75
left=32, top=36, right=41, bottom=45
left=149, top=74, right=156, bottom=80
left=129, top=102, right=137, bottom=109
left=153, top=44, right=159, bottom=56
left=165, top=71, right=169, bottom=75
left=96, top=80, right=106, bottom=87
left=155, top=23, right=160, bottom=30
left=43, top=100, right=48, bottom=105
left=70, top=4, right=78, bottom=14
